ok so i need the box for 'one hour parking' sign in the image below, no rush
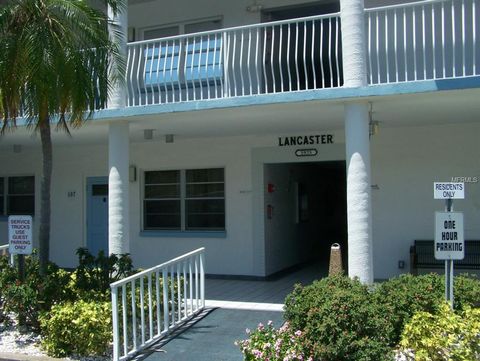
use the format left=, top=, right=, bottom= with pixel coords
left=435, top=212, right=464, bottom=260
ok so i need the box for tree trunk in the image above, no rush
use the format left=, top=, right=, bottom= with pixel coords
left=39, top=117, right=52, bottom=275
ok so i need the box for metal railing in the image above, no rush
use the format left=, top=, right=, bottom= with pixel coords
left=0, top=244, right=14, bottom=265
left=366, top=0, right=480, bottom=84
left=126, top=13, right=342, bottom=106
left=110, top=248, right=205, bottom=361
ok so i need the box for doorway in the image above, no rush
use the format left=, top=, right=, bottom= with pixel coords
left=263, top=161, right=347, bottom=276
left=86, top=177, right=108, bottom=256
left=261, top=1, right=343, bottom=92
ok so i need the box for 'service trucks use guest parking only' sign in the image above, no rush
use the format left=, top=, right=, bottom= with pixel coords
left=8, top=215, right=33, bottom=255
left=435, top=212, right=464, bottom=260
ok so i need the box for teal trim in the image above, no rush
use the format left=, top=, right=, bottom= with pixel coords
left=93, top=76, right=480, bottom=120
left=11, top=76, right=480, bottom=126
left=140, top=230, right=226, bottom=238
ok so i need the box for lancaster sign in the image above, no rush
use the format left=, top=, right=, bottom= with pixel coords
left=278, top=134, right=334, bottom=147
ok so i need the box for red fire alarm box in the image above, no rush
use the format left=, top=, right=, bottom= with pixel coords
left=267, top=183, right=275, bottom=193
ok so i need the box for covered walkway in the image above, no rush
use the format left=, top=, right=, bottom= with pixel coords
left=138, top=262, right=326, bottom=361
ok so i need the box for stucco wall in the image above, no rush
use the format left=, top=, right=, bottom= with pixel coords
left=0, top=121, right=479, bottom=279
left=371, top=122, right=480, bottom=279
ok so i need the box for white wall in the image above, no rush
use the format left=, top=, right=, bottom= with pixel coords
left=371, top=122, right=480, bottom=279
left=1, top=121, right=479, bottom=279
left=128, top=0, right=423, bottom=37
left=263, top=163, right=301, bottom=275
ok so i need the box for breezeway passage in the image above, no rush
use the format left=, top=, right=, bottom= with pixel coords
left=132, top=262, right=324, bottom=360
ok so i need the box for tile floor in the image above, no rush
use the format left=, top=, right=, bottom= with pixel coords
left=204, top=262, right=327, bottom=311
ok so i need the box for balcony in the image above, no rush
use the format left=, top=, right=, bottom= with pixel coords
left=124, top=0, right=479, bottom=108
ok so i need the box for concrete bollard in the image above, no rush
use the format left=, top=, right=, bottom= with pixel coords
left=329, top=243, right=343, bottom=276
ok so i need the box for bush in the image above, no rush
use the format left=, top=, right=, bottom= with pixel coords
left=236, top=321, right=312, bottom=361
left=373, top=273, right=444, bottom=344
left=284, top=275, right=393, bottom=361
left=454, top=274, right=480, bottom=310
left=40, top=300, right=112, bottom=357
left=399, top=303, right=480, bottom=361
left=0, top=256, right=74, bottom=330
left=74, top=248, right=133, bottom=301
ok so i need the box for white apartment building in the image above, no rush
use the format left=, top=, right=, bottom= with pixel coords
left=1, top=0, right=479, bottom=282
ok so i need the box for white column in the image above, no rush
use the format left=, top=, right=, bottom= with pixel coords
left=108, top=4, right=127, bottom=109
left=345, top=103, right=373, bottom=284
left=340, top=0, right=373, bottom=284
left=340, top=0, right=368, bottom=88
left=109, top=121, right=130, bottom=255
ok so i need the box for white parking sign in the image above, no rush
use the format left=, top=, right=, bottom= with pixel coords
left=434, top=212, right=464, bottom=260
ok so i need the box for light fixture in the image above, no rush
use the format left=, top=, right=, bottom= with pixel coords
left=144, top=129, right=153, bottom=140
left=129, top=165, right=137, bottom=182
left=165, top=134, right=174, bottom=143
left=246, top=0, right=263, bottom=12
left=13, top=144, right=22, bottom=153
left=368, top=102, right=380, bottom=138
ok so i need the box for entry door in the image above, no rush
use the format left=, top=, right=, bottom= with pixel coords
left=86, top=177, right=108, bottom=256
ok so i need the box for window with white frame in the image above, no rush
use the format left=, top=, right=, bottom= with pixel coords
left=144, top=168, right=225, bottom=231
left=0, top=176, right=35, bottom=216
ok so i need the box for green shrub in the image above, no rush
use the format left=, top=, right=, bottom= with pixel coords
left=284, top=275, right=393, bottom=361
left=40, top=300, right=112, bottom=357
left=74, top=248, right=133, bottom=301
left=453, top=274, right=480, bottom=310
left=236, top=321, right=312, bottom=361
left=0, top=256, right=74, bottom=330
left=400, top=303, right=480, bottom=361
left=373, top=273, right=444, bottom=344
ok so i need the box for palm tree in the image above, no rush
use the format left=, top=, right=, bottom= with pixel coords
left=0, top=0, right=125, bottom=274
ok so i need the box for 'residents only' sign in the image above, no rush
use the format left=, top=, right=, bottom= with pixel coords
left=434, top=211, right=464, bottom=260
left=8, top=215, right=33, bottom=255
left=433, top=182, right=465, bottom=199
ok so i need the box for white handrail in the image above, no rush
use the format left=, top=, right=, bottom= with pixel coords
left=111, top=248, right=205, bottom=361
left=125, top=13, right=343, bottom=106
left=125, top=0, right=479, bottom=108
left=366, top=0, right=452, bottom=13
left=366, top=0, right=479, bottom=84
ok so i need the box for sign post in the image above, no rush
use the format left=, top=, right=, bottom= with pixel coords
left=433, top=182, right=465, bottom=308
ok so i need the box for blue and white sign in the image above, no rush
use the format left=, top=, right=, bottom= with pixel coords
left=433, top=182, right=465, bottom=199
left=8, top=215, right=33, bottom=255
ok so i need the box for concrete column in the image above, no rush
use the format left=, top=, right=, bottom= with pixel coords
left=108, top=121, right=130, bottom=255
left=340, top=0, right=373, bottom=284
left=345, top=103, right=373, bottom=284
left=108, top=4, right=127, bottom=109
left=340, top=0, right=368, bottom=88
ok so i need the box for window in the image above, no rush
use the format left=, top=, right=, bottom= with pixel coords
left=0, top=176, right=35, bottom=216
left=142, top=18, right=223, bottom=88
left=144, top=168, right=225, bottom=231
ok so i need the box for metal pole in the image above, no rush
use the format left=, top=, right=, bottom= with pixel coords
left=445, top=198, right=454, bottom=308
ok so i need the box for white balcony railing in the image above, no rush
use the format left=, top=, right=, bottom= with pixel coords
left=366, top=0, right=479, bottom=84
left=124, top=0, right=479, bottom=108
left=126, top=13, right=342, bottom=107
left=110, top=248, right=205, bottom=361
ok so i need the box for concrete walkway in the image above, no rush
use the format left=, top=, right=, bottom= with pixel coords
left=135, top=262, right=323, bottom=361
left=137, top=308, right=284, bottom=361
